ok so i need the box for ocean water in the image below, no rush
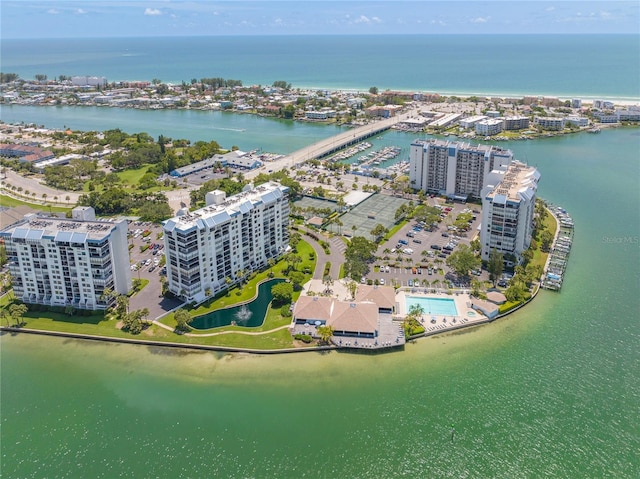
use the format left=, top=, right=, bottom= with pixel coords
left=2, top=34, right=639, bottom=100
left=1, top=34, right=640, bottom=478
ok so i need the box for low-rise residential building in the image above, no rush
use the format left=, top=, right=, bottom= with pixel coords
left=0, top=143, right=54, bottom=163
left=502, top=116, right=530, bottom=131
left=305, top=110, right=337, bottom=120
left=475, top=118, right=504, bottom=136
left=459, top=115, right=488, bottom=129
left=0, top=206, right=132, bottom=310
left=71, top=76, right=107, bottom=87
left=565, top=116, right=589, bottom=127
left=480, top=161, right=540, bottom=264
left=428, top=113, right=462, bottom=128
left=616, top=108, right=640, bottom=121
left=365, top=105, right=402, bottom=118
left=534, top=116, right=566, bottom=130
left=592, top=112, right=618, bottom=123
left=162, top=182, right=290, bottom=303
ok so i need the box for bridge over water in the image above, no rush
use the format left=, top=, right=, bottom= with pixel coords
left=247, top=108, right=419, bottom=177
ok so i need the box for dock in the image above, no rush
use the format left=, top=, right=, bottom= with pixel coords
left=247, top=107, right=421, bottom=178
left=541, top=205, right=574, bottom=291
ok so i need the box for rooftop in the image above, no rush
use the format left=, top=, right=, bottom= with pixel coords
left=486, top=161, right=540, bottom=203
left=1, top=215, right=121, bottom=242
left=163, top=181, right=288, bottom=232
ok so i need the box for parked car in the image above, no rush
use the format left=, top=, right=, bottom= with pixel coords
left=431, top=244, right=441, bottom=250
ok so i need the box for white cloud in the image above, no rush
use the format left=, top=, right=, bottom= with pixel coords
left=471, top=16, right=490, bottom=24
left=546, top=6, right=555, bottom=12
left=75, top=9, right=87, bottom=15
left=354, top=15, right=381, bottom=25
left=144, top=8, right=162, bottom=16
left=47, top=9, right=59, bottom=15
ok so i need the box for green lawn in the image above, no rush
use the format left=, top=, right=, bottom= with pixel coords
left=6, top=301, right=295, bottom=350
left=0, top=194, right=72, bottom=213
left=530, top=207, right=558, bottom=270
left=116, top=165, right=152, bottom=185
left=1, top=238, right=318, bottom=351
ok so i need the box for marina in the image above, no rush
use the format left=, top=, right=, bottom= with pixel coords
left=541, top=205, right=575, bottom=291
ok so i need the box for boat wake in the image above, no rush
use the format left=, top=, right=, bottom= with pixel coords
left=211, top=127, right=246, bottom=132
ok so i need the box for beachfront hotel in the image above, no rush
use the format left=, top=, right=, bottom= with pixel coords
left=480, top=161, right=540, bottom=264
left=0, top=206, right=132, bottom=310
left=163, top=182, right=290, bottom=303
left=409, top=139, right=513, bottom=199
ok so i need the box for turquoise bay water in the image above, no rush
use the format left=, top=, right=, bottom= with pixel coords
left=1, top=126, right=638, bottom=478
left=0, top=105, right=345, bottom=153
left=2, top=35, right=639, bottom=100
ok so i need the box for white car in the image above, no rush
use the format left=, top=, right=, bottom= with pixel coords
left=380, top=278, right=386, bottom=285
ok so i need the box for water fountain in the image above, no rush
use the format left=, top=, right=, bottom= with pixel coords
left=235, top=305, right=253, bottom=324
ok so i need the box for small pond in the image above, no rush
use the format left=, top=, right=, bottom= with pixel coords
left=189, top=278, right=286, bottom=330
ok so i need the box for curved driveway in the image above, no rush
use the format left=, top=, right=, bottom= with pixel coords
left=298, top=227, right=346, bottom=280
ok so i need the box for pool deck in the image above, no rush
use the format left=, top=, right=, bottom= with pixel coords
left=293, top=280, right=492, bottom=350
left=395, top=289, right=490, bottom=334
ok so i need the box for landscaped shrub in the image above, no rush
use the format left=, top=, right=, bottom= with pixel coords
left=280, top=304, right=292, bottom=317
left=294, top=333, right=313, bottom=343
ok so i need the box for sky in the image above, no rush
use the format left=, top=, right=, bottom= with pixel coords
left=2, top=1, right=639, bottom=39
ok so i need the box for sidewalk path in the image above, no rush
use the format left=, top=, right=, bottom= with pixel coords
left=152, top=320, right=291, bottom=337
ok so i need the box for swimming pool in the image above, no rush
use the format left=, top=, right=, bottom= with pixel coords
left=405, top=296, right=459, bottom=316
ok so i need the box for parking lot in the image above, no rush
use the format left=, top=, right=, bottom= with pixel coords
left=367, top=198, right=488, bottom=288
left=126, top=221, right=183, bottom=319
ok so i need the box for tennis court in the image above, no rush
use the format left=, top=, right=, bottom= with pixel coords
left=338, top=194, right=407, bottom=237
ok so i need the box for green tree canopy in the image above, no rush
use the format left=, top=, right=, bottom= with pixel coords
left=174, top=308, right=193, bottom=332
left=345, top=236, right=377, bottom=280
left=487, top=249, right=504, bottom=285
left=271, top=282, right=293, bottom=305
left=446, top=244, right=481, bottom=277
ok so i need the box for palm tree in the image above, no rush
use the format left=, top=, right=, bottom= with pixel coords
left=236, top=269, right=246, bottom=290
left=267, top=257, right=276, bottom=277
left=316, top=325, right=334, bottom=344
left=65, top=195, right=71, bottom=205
left=322, top=275, right=333, bottom=294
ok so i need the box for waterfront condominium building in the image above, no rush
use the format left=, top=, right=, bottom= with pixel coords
left=163, top=181, right=290, bottom=303
left=409, top=139, right=513, bottom=199
left=0, top=206, right=131, bottom=310
left=480, top=161, right=540, bottom=264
